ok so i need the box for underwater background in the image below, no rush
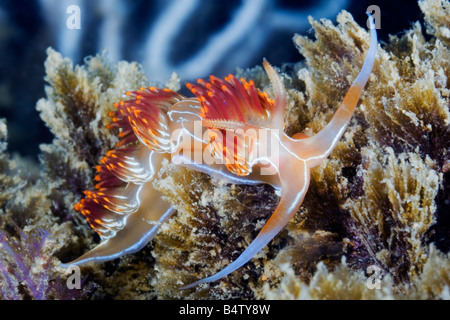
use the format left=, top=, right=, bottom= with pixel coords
left=0, top=0, right=449, bottom=300
left=1, top=0, right=421, bottom=159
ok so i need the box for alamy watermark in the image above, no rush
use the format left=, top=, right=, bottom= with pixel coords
left=366, top=265, right=383, bottom=290
left=170, top=121, right=280, bottom=176
left=367, top=5, right=381, bottom=29
left=66, top=265, right=81, bottom=289
left=66, top=5, right=81, bottom=30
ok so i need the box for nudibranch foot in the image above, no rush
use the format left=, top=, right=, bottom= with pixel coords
left=63, top=152, right=175, bottom=266
left=61, top=204, right=175, bottom=266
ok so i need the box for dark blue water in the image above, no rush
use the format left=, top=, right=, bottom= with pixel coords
left=0, top=0, right=422, bottom=159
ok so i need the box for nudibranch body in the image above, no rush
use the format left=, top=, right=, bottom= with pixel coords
left=63, top=14, right=377, bottom=289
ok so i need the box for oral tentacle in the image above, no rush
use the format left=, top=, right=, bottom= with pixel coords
left=296, top=12, right=377, bottom=168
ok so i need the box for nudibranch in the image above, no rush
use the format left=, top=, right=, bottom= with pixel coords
left=62, top=13, right=377, bottom=289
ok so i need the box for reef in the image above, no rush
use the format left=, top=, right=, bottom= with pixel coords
left=0, top=0, right=449, bottom=299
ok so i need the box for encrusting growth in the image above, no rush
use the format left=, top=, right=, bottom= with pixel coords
left=0, top=0, right=445, bottom=300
